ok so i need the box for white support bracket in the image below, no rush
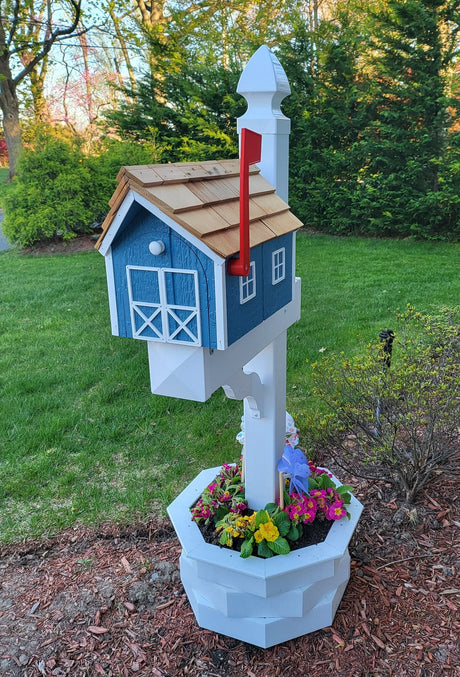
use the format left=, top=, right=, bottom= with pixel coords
left=222, top=369, right=264, bottom=419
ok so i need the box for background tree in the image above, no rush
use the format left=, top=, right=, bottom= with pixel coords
left=281, top=5, right=375, bottom=232
left=3, top=0, right=460, bottom=243
left=356, top=0, right=460, bottom=238
left=0, top=0, right=82, bottom=178
left=16, top=0, right=51, bottom=122
left=45, top=1, right=144, bottom=136
left=284, top=0, right=460, bottom=239
left=105, top=35, right=244, bottom=162
left=104, top=0, right=311, bottom=161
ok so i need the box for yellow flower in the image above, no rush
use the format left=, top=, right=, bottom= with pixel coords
left=254, top=530, right=263, bottom=543
left=244, top=513, right=256, bottom=529
left=258, top=521, right=279, bottom=543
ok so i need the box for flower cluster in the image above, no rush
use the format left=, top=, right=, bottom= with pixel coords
left=284, top=488, right=348, bottom=524
left=190, top=459, right=247, bottom=525
left=191, top=456, right=353, bottom=559
left=281, top=460, right=352, bottom=526
left=216, top=506, right=293, bottom=558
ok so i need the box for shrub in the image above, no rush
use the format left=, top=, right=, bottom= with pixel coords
left=300, top=306, right=459, bottom=502
left=87, top=139, right=159, bottom=201
left=3, top=134, right=159, bottom=248
left=4, top=135, right=97, bottom=247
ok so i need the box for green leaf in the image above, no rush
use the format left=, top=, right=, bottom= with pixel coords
left=273, top=512, right=291, bottom=537
left=336, top=485, right=354, bottom=495
left=215, top=506, right=229, bottom=521
left=240, top=538, right=254, bottom=559
left=255, top=510, right=269, bottom=528
left=264, top=502, right=279, bottom=517
left=257, top=541, right=274, bottom=558
left=267, top=537, right=290, bottom=555
left=288, top=524, right=302, bottom=541
left=308, top=477, right=318, bottom=491
left=219, top=531, right=229, bottom=546
left=316, top=474, right=336, bottom=490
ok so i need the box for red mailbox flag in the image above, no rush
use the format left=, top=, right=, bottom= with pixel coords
left=227, top=128, right=262, bottom=277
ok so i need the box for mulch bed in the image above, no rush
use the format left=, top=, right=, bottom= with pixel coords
left=0, top=465, right=459, bottom=677
left=20, top=233, right=98, bottom=256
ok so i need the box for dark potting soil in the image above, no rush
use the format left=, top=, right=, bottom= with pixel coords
left=196, top=512, right=333, bottom=556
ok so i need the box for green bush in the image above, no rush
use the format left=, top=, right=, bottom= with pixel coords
left=300, top=306, right=459, bottom=502
left=3, top=134, right=159, bottom=248
left=87, top=138, right=159, bottom=201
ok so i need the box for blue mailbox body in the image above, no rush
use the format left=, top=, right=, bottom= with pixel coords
left=97, top=159, right=301, bottom=353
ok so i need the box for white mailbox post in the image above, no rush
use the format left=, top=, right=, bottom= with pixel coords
left=224, top=45, right=294, bottom=511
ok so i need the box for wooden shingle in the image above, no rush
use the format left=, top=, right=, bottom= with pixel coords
left=97, top=159, right=302, bottom=255
left=174, top=207, right=232, bottom=239
left=144, top=183, right=204, bottom=213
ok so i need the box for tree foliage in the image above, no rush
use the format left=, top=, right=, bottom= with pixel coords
left=5, top=0, right=460, bottom=243
left=356, top=0, right=460, bottom=239
left=0, top=0, right=82, bottom=178
left=284, top=0, right=460, bottom=239
left=105, top=24, right=247, bottom=162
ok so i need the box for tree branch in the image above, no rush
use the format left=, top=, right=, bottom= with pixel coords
left=12, top=0, right=82, bottom=85
left=6, top=0, right=21, bottom=49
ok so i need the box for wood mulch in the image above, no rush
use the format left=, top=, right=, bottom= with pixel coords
left=0, top=466, right=459, bottom=677
left=20, top=233, right=98, bottom=256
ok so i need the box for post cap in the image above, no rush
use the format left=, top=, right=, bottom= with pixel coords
left=237, top=45, right=290, bottom=97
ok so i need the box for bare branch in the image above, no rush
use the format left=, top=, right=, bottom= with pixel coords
left=12, top=0, right=82, bottom=85
left=7, top=0, right=21, bottom=49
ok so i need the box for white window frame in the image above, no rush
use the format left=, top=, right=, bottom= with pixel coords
left=239, top=261, right=256, bottom=304
left=272, top=247, right=286, bottom=285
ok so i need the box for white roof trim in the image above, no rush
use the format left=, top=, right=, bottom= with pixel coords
left=98, top=190, right=136, bottom=256
left=132, top=193, right=224, bottom=265
left=98, top=188, right=225, bottom=266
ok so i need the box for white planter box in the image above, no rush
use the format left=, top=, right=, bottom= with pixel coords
left=168, top=466, right=363, bottom=648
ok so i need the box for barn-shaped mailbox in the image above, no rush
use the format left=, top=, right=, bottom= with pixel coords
left=96, top=158, right=302, bottom=402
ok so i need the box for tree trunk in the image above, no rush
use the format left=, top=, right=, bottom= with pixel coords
left=0, top=55, right=23, bottom=179
left=28, top=63, right=50, bottom=123
left=109, top=6, right=137, bottom=94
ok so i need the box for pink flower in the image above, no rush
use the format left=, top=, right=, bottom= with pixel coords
left=326, top=502, right=347, bottom=520
left=310, top=489, right=327, bottom=508
left=303, top=510, right=316, bottom=523
left=303, top=497, right=317, bottom=511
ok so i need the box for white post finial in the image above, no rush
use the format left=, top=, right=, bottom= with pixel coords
left=237, top=45, right=291, bottom=201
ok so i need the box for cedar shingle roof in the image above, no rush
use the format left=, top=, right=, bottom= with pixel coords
left=95, top=159, right=302, bottom=258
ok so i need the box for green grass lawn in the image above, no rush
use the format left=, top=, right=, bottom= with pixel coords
left=0, top=232, right=458, bottom=542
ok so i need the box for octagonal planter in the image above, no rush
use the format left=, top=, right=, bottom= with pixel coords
left=168, top=466, right=363, bottom=648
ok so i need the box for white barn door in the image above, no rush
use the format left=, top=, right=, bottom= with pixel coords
left=126, top=266, right=201, bottom=346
